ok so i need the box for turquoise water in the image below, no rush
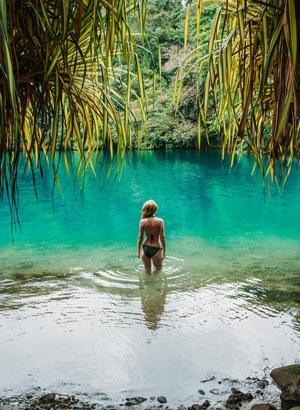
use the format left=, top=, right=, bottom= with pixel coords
left=0, top=151, right=300, bottom=405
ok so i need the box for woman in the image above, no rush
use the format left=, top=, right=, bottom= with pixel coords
left=137, top=200, right=166, bottom=272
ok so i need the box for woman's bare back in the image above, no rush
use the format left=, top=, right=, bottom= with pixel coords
left=141, top=217, right=163, bottom=248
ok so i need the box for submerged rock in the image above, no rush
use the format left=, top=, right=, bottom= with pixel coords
left=125, top=397, right=147, bottom=406
left=225, top=388, right=253, bottom=408
left=256, top=381, right=268, bottom=390
left=39, top=392, right=72, bottom=404
left=201, top=376, right=216, bottom=384
left=188, top=400, right=210, bottom=410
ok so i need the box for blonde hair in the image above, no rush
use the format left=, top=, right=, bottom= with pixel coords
left=142, top=199, right=158, bottom=219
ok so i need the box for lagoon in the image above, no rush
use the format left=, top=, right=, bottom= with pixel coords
left=0, top=150, right=300, bottom=406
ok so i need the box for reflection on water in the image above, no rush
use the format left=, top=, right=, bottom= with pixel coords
left=139, top=271, right=167, bottom=330
left=0, top=151, right=300, bottom=402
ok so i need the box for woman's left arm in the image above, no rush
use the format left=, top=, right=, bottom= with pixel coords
left=137, top=221, right=144, bottom=258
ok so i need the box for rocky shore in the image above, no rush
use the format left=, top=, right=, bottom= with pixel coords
left=1, top=365, right=300, bottom=410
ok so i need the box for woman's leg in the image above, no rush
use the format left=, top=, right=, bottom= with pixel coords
left=152, top=251, right=163, bottom=271
left=141, top=249, right=152, bottom=273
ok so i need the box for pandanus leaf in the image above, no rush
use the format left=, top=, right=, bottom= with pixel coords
left=0, top=0, right=148, bottom=215
left=177, top=0, right=300, bottom=183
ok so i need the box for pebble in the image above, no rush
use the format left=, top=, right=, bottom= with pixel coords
left=125, top=397, right=147, bottom=406
left=0, top=372, right=280, bottom=410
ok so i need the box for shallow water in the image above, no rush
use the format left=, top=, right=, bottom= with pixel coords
left=0, top=151, right=300, bottom=405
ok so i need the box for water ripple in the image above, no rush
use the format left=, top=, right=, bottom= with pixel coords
left=93, top=269, right=140, bottom=289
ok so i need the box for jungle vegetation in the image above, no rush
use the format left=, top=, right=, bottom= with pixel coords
left=0, top=0, right=299, bottom=212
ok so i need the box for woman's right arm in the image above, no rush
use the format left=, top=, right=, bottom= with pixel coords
left=160, top=220, right=166, bottom=259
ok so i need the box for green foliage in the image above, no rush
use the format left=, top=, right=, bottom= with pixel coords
left=173, top=3, right=219, bottom=132
left=0, top=0, right=147, bottom=211
left=130, top=0, right=218, bottom=149
left=139, top=97, right=198, bottom=149
left=146, top=0, right=185, bottom=55
left=176, top=0, right=300, bottom=182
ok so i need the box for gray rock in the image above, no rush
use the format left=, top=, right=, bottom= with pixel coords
left=280, top=384, right=300, bottom=410
left=188, top=400, right=210, bottom=410
left=209, top=389, right=221, bottom=395
left=157, top=396, right=167, bottom=404
left=125, top=397, right=148, bottom=406
left=201, top=377, right=216, bottom=384
left=271, top=365, right=300, bottom=390
left=225, top=388, right=253, bottom=408
left=251, top=404, right=277, bottom=410
left=256, top=381, right=268, bottom=390
left=38, top=393, right=71, bottom=404
left=188, top=405, right=203, bottom=410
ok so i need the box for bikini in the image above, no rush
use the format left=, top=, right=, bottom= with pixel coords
left=142, top=243, right=162, bottom=258
left=142, top=233, right=162, bottom=258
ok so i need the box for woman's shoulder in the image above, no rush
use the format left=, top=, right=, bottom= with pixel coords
left=140, top=218, right=150, bottom=226
left=140, top=217, right=163, bottom=224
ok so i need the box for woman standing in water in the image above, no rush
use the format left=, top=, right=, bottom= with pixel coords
left=137, top=200, right=166, bottom=273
